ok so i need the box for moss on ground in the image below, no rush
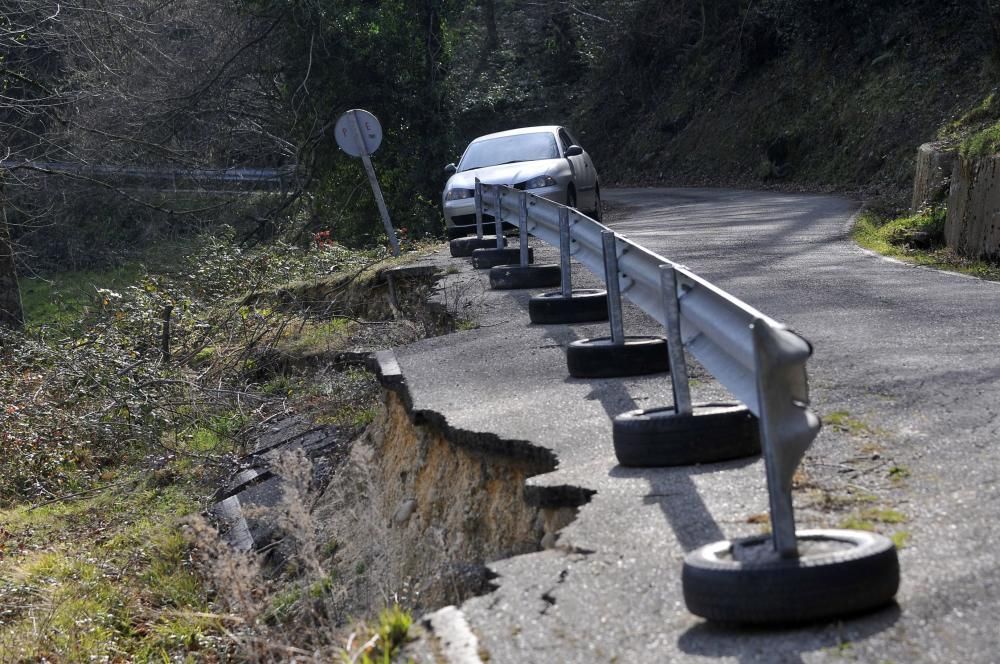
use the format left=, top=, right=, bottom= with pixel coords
left=0, top=477, right=218, bottom=660
left=853, top=208, right=1000, bottom=281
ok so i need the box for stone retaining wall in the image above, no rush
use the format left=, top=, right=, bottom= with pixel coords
left=945, top=153, right=1000, bottom=260
left=911, top=141, right=956, bottom=212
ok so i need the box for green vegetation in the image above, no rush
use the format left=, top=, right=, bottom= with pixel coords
left=941, top=93, right=1000, bottom=140
left=888, top=466, right=911, bottom=483
left=840, top=507, right=910, bottom=550
left=804, top=487, right=878, bottom=514
left=20, top=264, right=147, bottom=328
left=0, top=230, right=424, bottom=659
left=824, top=410, right=875, bottom=437
left=277, top=318, right=357, bottom=357
left=373, top=604, right=414, bottom=661
left=853, top=209, right=1000, bottom=281
left=0, top=478, right=215, bottom=659
left=961, top=122, right=1000, bottom=158
left=940, top=92, right=1000, bottom=157
left=853, top=208, right=946, bottom=254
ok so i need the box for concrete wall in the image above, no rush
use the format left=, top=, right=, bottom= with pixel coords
left=945, top=154, right=1000, bottom=260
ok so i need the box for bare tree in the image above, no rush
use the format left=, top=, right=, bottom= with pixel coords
left=0, top=193, right=23, bottom=329
left=0, top=0, right=297, bottom=324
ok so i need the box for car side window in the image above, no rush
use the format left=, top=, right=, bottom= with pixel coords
left=558, top=129, right=575, bottom=155
left=561, top=129, right=583, bottom=152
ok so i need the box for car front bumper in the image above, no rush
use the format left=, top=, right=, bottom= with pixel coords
left=443, top=184, right=566, bottom=229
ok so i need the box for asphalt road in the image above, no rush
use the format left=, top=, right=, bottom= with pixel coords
left=396, top=187, right=1000, bottom=662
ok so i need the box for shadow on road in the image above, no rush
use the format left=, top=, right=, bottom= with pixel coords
left=677, top=603, right=902, bottom=663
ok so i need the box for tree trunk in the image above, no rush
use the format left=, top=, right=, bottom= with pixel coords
left=984, top=0, right=1000, bottom=66
left=0, top=200, right=25, bottom=331
left=477, top=0, right=499, bottom=72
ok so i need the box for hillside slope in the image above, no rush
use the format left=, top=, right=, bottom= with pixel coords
left=572, top=1, right=998, bottom=201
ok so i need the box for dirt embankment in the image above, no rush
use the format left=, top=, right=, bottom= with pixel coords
left=311, top=389, right=576, bottom=614
left=212, top=256, right=581, bottom=628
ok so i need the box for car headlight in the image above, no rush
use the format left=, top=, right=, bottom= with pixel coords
left=444, top=188, right=475, bottom=201
left=519, top=175, right=557, bottom=190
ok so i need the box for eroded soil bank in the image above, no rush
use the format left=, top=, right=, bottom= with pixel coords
left=311, top=388, right=578, bottom=616
left=211, top=253, right=585, bottom=631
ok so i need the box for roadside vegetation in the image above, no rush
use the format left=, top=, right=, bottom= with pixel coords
left=0, top=231, right=427, bottom=660
left=853, top=207, right=1000, bottom=281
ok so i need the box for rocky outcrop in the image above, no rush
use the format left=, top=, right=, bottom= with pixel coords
left=945, top=154, right=1000, bottom=260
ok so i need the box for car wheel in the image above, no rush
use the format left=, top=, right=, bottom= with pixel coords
left=591, top=186, right=603, bottom=222
left=450, top=236, right=505, bottom=258
left=612, top=402, right=760, bottom=467
left=566, top=336, right=668, bottom=378
left=528, top=289, right=609, bottom=324
left=683, top=529, right=900, bottom=624
left=447, top=226, right=472, bottom=241
left=566, top=187, right=577, bottom=210
left=489, top=264, right=561, bottom=290
left=470, top=247, right=533, bottom=269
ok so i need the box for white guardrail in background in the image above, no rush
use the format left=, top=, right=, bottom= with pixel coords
left=477, top=181, right=820, bottom=555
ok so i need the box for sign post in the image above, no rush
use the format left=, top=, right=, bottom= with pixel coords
left=334, top=109, right=400, bottom=256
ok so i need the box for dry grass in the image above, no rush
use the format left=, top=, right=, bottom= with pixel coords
left=179, top=449, right=414, bottom=662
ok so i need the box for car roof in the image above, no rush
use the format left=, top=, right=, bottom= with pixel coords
left=469, top=126, right=562, bottom=143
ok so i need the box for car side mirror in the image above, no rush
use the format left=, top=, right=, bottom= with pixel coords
left=565, top=145, right=583, bottom=157
left=444, top=163, right=457, bottom=175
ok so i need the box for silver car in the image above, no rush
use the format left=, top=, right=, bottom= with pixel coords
left=442, top=126, right=601, bottom=238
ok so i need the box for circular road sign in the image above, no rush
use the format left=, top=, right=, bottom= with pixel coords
left=335, top=109, right=383, bottom=157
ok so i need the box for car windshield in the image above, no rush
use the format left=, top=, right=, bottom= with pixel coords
left=458, top=132, right=559, bottom=171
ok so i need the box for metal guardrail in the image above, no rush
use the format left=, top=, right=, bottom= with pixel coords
left=0, top=160, right=295, bottom=189
left=476, top=181, right=821, bottom=557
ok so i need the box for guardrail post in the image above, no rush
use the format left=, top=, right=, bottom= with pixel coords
left=559, top=208, right=572, bottom=298
left=752, top=320, right=822, bottom=558
left=660, top=266, right=692, bottom=416
left=494, top=188, right=505, bottom=249
left=519, top=194, right=530, bottom=267
left=474, top=178, right=484, bottom=240
left=566, top=230, right=666, bottom=377
left=454, top=181, right=506, bottom=258
left=602, top=231, right=625, bottom=346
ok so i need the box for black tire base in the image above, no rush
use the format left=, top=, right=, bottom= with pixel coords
left=613, top=403, right=760, bottom=467
left=447, top=222, right=511, bottom=240
left=450, top=236, right=506, bottom=258
left=529, top=289, right=609, bottom=324
left=471, top=247, right=533, bottom=269
left=489, top=264, right=562, bottom=290
left=683, top=529, right=900, bottom=625
left=566, top=336, right=668, bottom=378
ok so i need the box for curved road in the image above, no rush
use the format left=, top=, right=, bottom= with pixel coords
left=604, top=187, right=1000, bottom=661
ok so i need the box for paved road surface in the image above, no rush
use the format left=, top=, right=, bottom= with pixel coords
left=397, top=187, right=1000, bottom=662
